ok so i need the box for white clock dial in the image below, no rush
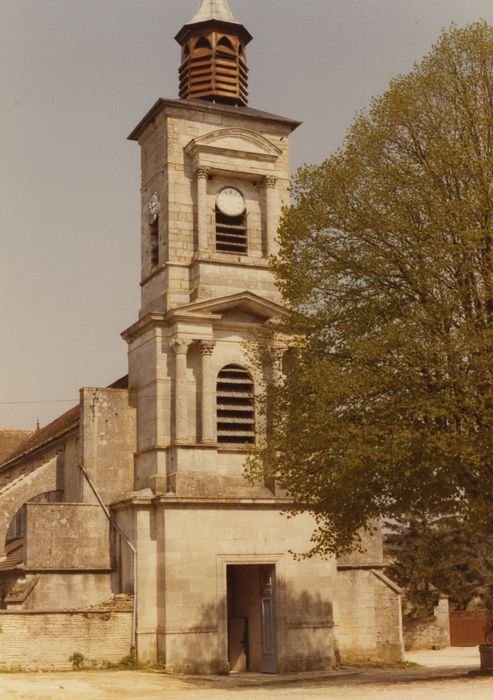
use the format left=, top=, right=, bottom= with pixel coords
left=216, top=187, right=245, bottom=217
left=148, top=193, right=160, bottom=219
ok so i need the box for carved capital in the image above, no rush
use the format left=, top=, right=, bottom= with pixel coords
left=193, top=163, right=209, bottom=180
left=199, top=340, right=216, bottom=357
left=172, top=338, right=191, bottom=356
left=264, top=176, right=278, bottom=189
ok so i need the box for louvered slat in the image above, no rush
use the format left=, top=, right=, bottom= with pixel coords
left=217, top=364, right=255, bottom=446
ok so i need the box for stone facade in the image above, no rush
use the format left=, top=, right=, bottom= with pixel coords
left=0, top=2, right=403, bottom=673
left=404, top=598, right=451, bottom=651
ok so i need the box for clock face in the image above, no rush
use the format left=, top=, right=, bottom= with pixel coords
left=148, top=193, right=160, bottom=219
left=216, top=187, right=245, bottom=218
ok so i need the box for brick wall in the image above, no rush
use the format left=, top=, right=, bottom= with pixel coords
left=0, top=610, right=132, bottom=669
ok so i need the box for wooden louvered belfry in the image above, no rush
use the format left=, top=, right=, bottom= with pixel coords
left=175, top=0, right=252, bottom=106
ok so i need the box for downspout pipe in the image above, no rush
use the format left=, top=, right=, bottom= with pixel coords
left=79, top=464, right=138, bottom=657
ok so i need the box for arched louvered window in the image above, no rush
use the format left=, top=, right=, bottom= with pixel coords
left=195, top=36, right=212, bottom=50
left=216, top=36, right=236, bottom=63
left=217, top=365, right=255, bottom=447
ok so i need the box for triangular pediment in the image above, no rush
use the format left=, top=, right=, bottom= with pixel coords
left=185, top=128, right=282, bottom=161
left=166, top=291, right=288, bottom=323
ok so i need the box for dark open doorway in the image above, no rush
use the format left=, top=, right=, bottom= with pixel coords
left=227, top=564, right=277, bottom=673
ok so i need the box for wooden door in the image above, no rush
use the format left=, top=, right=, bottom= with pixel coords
left=260, top=565, right=277, bottom=673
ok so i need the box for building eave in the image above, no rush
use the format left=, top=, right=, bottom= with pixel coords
left=128, top=98, right=302, bottom=142
left=175, top=19, right=253, bottom=46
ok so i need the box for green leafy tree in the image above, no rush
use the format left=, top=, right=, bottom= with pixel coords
left=247, top=22, right=493, bottom=556
left=384, top=515, right=493, bottom=618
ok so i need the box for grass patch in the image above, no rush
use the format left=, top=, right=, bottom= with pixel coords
left=102, top=655, right=147, bottom=671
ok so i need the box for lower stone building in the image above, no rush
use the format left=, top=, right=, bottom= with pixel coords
left=0, top=0, right=404, bottom=672
left=0, top=381, right=402, bottom=671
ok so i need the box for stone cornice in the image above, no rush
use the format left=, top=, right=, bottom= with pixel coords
left=111, top=496, right=294, bottom=510
left=122, top=292, right=288, bottom=341
left=128, top=98, right=301, bottom=142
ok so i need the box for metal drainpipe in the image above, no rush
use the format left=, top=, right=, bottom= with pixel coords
left=79, top=464, right=138, bottom=657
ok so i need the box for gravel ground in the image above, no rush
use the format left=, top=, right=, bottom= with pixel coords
left=0, top=649, right=489, bottom=700
left=0, top=668, right=492, bottom=700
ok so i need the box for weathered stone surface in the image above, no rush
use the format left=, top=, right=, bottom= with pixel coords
left=334, top=568, right=403, bottom=662
left=25, top=503, right=110, bottom=570
left=404, top=598, right=451, bottom=651
left=0, top=458, right=57, bottom=558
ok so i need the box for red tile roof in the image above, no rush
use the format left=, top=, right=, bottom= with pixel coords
left=0, top=405, right=80, bottom=469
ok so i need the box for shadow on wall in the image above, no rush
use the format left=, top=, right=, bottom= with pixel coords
left=155, top=584, right=336, bottom=675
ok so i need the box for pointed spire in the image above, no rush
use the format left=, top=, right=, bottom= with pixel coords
left=190, top=0, right=239, bottom=25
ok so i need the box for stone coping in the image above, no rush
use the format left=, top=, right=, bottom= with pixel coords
left=0, top=609, right=132, bottom=616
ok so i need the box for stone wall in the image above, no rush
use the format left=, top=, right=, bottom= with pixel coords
left=334, top=568, right=403, bottom=662
left=0, top=609, right=132, bottom=669
left=0, top=458, right=58, bottom=558
left=404, top=598, right=451, bottom=651
left=25, top=503, right=110, bottom=570
left=80, top=388, right=136, bottom=504
left=4, top=572, right=113, bottom=612
left=118, top=502, right=339, bottom=672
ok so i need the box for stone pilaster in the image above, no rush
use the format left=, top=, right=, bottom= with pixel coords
left=264, top=176, right=279, bottom=258
left=199, top=340, right=217, bottom=444
left=172, top=338, right=192, bottom=444
left=194, top=164, right=209, bottom=256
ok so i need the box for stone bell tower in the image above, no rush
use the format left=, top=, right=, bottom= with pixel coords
left=117, top=1, right=353, bottom=674
left=124, top=0, right=300, bottom=493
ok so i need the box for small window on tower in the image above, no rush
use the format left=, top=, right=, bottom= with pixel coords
left=150, top=217, right=159, bottom=268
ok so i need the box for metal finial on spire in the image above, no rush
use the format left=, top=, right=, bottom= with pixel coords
left=190, top=0, right=239, bottom=25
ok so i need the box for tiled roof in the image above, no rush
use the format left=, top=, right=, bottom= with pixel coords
left=0, top=405, right=80, bottom=469
left=0, top=430, right=33, bottom=465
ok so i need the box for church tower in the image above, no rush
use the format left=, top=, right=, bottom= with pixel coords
left=124, top=0, right=301, bottom=495
left=115, top=0, right=400, bottom=674
left=119, top=1, right=337, bottom=672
